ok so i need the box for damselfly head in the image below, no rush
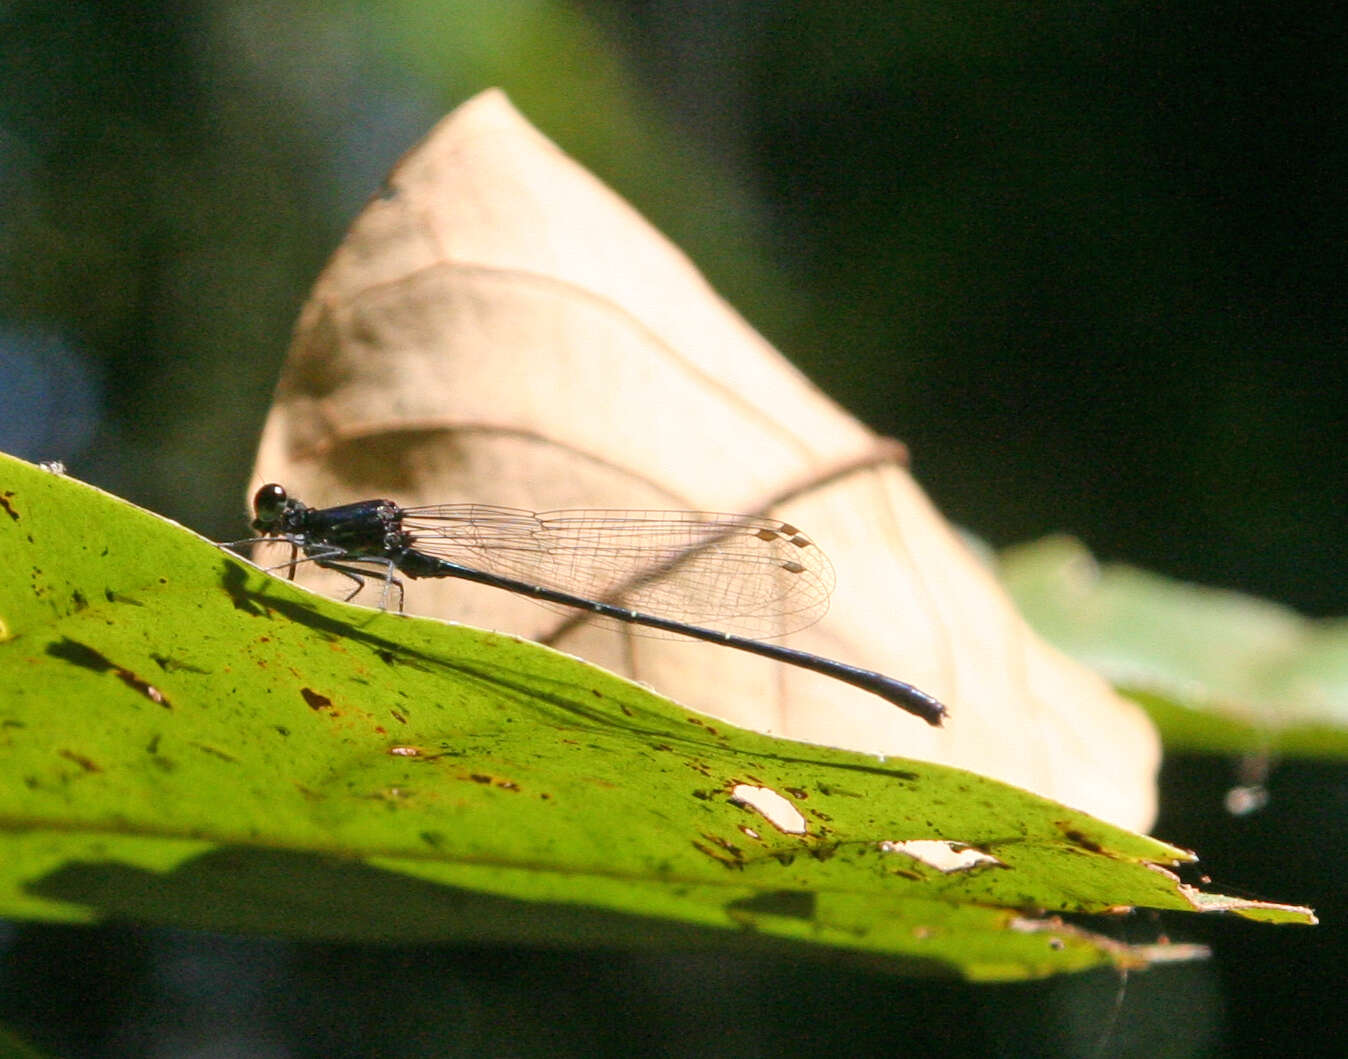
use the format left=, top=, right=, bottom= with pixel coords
left=252, top=483, right=294, bottom=533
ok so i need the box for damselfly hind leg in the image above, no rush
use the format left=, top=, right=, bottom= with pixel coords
left=312, top=558, right=406, bottom=613
left=218, top=538, right=406, bottom=613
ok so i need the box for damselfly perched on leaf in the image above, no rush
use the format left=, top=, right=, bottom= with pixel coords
left=234, top=483, right=947, bottom=726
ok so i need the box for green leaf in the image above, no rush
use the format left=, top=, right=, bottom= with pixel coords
left=1001, top=535, right=1348, bottom=755
left=0, top=453, right=1314, bottom=980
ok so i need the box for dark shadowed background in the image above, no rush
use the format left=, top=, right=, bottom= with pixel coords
left=1, top=2, right=1342, bottom=1055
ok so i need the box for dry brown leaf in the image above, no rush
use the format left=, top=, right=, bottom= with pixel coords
left=251, top=89, right=1159, bottom=830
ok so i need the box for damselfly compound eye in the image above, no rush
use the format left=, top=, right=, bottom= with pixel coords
left=252, top=483, right=289, bottom=528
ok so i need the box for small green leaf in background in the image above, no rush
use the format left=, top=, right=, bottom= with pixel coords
left=0, top=453, right=1313, bottom=982
left=1001, top=535, right=1348, bottom=756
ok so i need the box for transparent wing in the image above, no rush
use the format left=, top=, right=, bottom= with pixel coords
left=396, top=505, right=835, bottom=639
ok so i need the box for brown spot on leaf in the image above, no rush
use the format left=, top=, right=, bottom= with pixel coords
left=58, top=749, right=101, bottom=773
left=301, top=687, right=334, bottom=711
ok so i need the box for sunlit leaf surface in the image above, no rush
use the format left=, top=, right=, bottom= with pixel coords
left=0, top=454, right=1315, bottom=981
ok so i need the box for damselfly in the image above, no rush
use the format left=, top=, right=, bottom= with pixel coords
left=237, top=483, right=947, bottom=726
